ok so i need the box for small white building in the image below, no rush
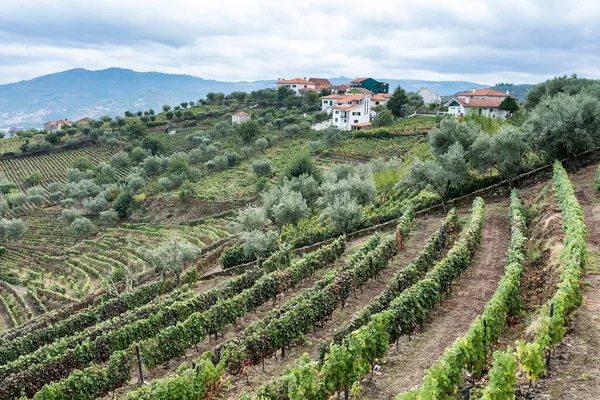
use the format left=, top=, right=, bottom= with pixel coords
left=274, top=78, right=317, bottom=95
left=320, top=93, right=372, bottom=131
left=444, top=88, right=511, bottom=118
left=369, top=93, right=392, bottom=117
left=418, top=88, right=442, bottom=105
left=232, top=111, right=251, bottom=124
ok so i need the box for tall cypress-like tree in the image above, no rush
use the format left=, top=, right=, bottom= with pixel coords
left=386, top=85, right=409, bottom=117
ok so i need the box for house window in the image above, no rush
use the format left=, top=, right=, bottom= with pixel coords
left=292, top=85, right=296, bottom=88
left=304, top=85, right=307, bottom=88
left=352, top=112, right=360, bottom=116
left=335, top=118, right=338, bottom=122
left=354, top=120, right=359, bottom=123
left=375, top=102, right=379, bottom=105
left=335, top=111, right=339, bottom=114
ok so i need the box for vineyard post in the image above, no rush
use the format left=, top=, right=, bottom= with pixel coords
left=483, top=319, right=487, bottom=358
left=136, top=344, right=144, bottom=384
left=546, top=303, right=554, bottom=370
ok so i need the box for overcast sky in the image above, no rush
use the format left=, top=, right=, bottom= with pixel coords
left=1, top=0, right=599, bottom=85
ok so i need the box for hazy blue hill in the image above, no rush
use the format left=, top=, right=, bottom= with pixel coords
left=0, top=68, right=510, bottom=129
left=0, top=68, right=273, bottom=128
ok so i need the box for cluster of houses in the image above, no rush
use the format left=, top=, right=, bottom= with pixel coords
left=272, top=77, right=392, bottom=130
left=266, top=77, right=515, bottom=130
left=43, top=117, right=90, bottom=133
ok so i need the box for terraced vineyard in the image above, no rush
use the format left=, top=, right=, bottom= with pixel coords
left=0, top=215, right=231, bottom=331
left=0, top=145, right=126, bottom=190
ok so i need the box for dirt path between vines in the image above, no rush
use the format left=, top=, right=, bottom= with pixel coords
left=214, top=213, right=447, bottom=399
left=0, top=305, right=11, bottom=332
left=359, top=200, right=510, bottom=399
left=12, top=285, right=40, bottom=318
left=531, top=164, right=600, bottom=400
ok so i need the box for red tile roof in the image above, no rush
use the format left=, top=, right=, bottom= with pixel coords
left=351, top=77, right=369, bottom=83
left=232, top=111, right=250, bottom=116
left=76, top=117, right=90, bottom=123
left=456, top=88, right=508, bottom=97
left=371, top=94, right=391, bottom=101
left=455, top=98, right=504, bottom=108
left=275, top=78, right=315, bottom=85
left=309, top=78, right=332, bottom=88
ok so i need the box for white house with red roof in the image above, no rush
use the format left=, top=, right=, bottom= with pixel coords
left=43, top=119, right=72, bottom=132
left=274, top=78, right=317, bottom=95
left=232, top=111, right=250, bottom=124
left=444, top=88, right=511, bottom=118
left=369, top=93, right=393, bottom=117
left=320, top=93, right=372, bottom=131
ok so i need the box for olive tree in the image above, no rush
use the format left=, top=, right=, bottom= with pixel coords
left=70, top=217, right=96, bottom=238
left=99, top=209, right=119, bottom=226
left=0, top=218, right=27, bottom=242
left=251, top=159, right=272, bottom=176
left=26, top=186, right=46, bottom=205
left=239, top=229, right=279, bottom=263
left=526, top=92, right=600, bottom=161
left=402, top=142, right=469, bottom=212
left=319, top=192, right=365, bottom=233
left=428, top=118, right=481, bottom=156
left=111, top=152, right=131, bottom=169
left=271, top=188, right=308, bottom=229
left=230, top=205, right=268, bottom=233
left=146, top=239, right=200, bottom=285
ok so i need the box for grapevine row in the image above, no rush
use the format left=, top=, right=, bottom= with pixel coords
left=122, top=207, right=415, bottom=400
left=397, top=190, right=526, bottom=399
left=480, top=161, right=587, bottom=398
left=24, top=238, right=346, bottom=400
left=254, top=197, right=484, bottom=400
left=2, top=245, right=294, bottom=398
left=317, top=207, right=458, bottom=362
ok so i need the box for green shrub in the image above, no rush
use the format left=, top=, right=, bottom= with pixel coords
left=251, top=159, right=272, bottom=176
left=220, top=243, right=254, bottom=269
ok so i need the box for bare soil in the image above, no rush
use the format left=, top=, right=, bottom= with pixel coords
left=527, top=164, right=600, bottom=400
left=143, top=196, right=248, bottom=225
left=356, top=200, right=510, bottom=399
left=0, top=306, right=11, bottom=331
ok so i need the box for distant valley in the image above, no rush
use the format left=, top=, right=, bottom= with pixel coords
left=0, top=68, right=532, bottom=129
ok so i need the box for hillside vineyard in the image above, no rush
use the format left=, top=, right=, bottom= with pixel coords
left=1, top=75, right=600, bottom=400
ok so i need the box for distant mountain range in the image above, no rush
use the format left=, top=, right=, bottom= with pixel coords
left=0, top=68, right=531, bottom=129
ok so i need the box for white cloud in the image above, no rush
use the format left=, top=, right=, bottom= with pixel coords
left=1, top=0, right=600, bottom=84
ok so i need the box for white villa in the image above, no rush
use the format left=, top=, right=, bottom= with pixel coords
left=418, top=88, right=442, bottom=104
left=320, top=93, right=372, bottom=131
left=231, top=111, right=250, bottom=124
left=444, top=88, right=511, bottom=118
left=274, top=78, right=317, bottom=95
